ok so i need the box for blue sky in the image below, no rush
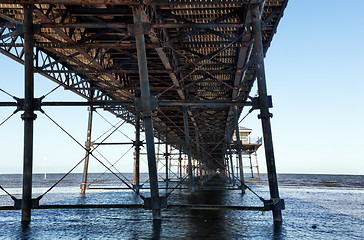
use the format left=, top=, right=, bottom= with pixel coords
left=0, top=1, right=363, bottom=175
left=244, top=0, right=364, bottom=174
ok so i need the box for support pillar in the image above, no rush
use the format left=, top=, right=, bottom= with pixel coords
left=249, top=154, right=254, bottom=178
left=164, top=133, right=169, bottom=188
left=178, top=145, right=182, bottom=180
left=234, top=107, right=245, bottom=194
left=81, top=106, right=94, bottom=195
left=226, top=156, right=230, bottom=180
left=222, top=143, right=228, bottom=178
left=21, top=4, right=36, bottom=224
left=199, top=162, right=203, bottom=179
left=183, top=107, right=195, bottom=189
left=227, top=127, right=235, bottom=184
left=195, top=131, right=203, bottom=179
left=168, top=150, right=172, bottom=181
left=133, top=111, right=141, bottom=193
left=195, top=160, right=198, bottom=177
left=206, top=154, right=211, bottom=178
left=252, top=5, right=282, bottom=222
left=204, top=158, right=208, bottom=180
left=255, top=151, right=261, bottom=179
left=133, top=8, right=160, bottom=220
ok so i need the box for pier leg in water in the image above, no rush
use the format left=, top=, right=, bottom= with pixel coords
left=133, top=7, right=161, bottom=220
left=203, top=154, right=208, bottom=181
left=249, top=154, right=254, bottom=178
left=195, top=131, right=203, bottom=182
left=183, top=107, right=195, bottom=189
left=21, top=4, right=36, bottom=224
left=165, top=133, right=169, bottom=188
left=178, top=145, right=182, bottom=180
left=133, top=111, right=141, bottom=194
left=234, top=107, right=245, bottom=194
left=227, top=126, right=235, bottom=184
left=255, top=150, right=261, bottom=179
left=252, top=5, right=283, bottom=222
left=81, top=106, right=94, bottom=195
left=199, top=162, right=203, bottom=182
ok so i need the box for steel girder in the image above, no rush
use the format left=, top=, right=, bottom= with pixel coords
left=0, top=0, right=288, bottom=169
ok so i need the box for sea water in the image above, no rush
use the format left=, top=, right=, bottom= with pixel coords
left=0, top=173, right=363, bottom=239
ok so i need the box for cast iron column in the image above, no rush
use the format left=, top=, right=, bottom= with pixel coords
left=178, top=145, right=182, bottom=180
left=133, top=111, right=141, bottom=193
left=81, top=106, right=93, bottom=195
left=249, top=154, right=254, bottom=178
left=195, top=131, right=203, bottom=179
left=203, top=157, right=207, bottom=177
left=234, top=107, right=245, bottom=194
left=252, top=5, right=282, bottom=222
left=227, top=127, right=235, bottom=184
left=183, top=107, right=195, bottom=189
left=225, top=155, right=230, bottom=180
left=133, top=7, right=160, bottom=220
left=21, top=4, right=36, bottom=224
left=255, top=151, right=261, bottom=179
left=203, top=156, right=207, bottom=179
left=164, top=133, right=169, bottom=188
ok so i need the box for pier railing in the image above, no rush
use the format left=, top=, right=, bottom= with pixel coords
left=248, top=137, right=263, bottom=144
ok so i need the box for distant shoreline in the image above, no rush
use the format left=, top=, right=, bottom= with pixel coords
left=0, top=172, right=363, bottom=176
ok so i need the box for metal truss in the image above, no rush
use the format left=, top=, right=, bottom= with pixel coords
left=0, top=0, right=288, bottom=168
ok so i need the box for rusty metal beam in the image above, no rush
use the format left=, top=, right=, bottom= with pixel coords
left=38, top=22, right=247, bottom=29
left=32, top=6, right=134, bottom=100
left=0, top=0, right=259, bottom=5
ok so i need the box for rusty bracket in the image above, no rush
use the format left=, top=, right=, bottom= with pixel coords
left=251, top=95, right=273, bottom=110
left=263, top=198, right=285, bottom=211
left=14, top=198, right=40, bottom=210
left=127, top=22, right=151, bottom=36
left=143, top=196, right=167, bottom=210
left=134, top=96, right=158, bottom=113
left=14, top=97, right=42, bottom=112
left=132, top=140, right=144, bottom=147
left=14, top=97, right=42, bottom=120
left=15, top=24, right=41, bottom=35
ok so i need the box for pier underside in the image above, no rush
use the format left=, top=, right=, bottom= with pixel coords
left=0, top=0, right=288, bottom=223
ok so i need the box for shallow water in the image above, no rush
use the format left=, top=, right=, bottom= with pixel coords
left=0, top=173, right=363, bottom=239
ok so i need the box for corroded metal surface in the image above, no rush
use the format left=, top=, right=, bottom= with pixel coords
left=0, top=0, right=288, bottom=169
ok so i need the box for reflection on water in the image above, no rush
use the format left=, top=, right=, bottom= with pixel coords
left=19, top=224, right=31, bottom=240
left=152, top=220, right=161, bottom=240
left=272, top=222, right=283, bottom=240
left=185, top=174, right=234, bottom=239
left=0, top=173, right=363, bottom=239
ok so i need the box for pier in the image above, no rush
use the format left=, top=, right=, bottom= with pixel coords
left=0, top=0, right=287, bottom=223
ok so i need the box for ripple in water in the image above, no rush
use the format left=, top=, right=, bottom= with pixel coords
left=0, top=173, right=363, bottom=239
